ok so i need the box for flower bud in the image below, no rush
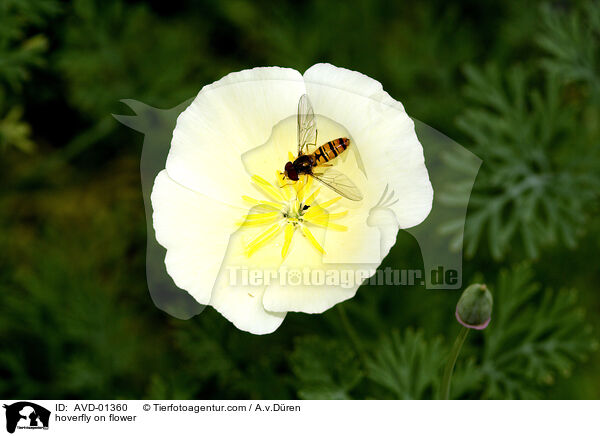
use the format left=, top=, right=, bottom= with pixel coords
left=455, top=283, right=493, bottom=330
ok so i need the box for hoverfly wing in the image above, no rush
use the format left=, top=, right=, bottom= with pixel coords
left=311, top=168, right=363, bottom=201
left=297, top=94, right=317, bottom=156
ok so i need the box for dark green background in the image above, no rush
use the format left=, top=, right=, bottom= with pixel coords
left=1, top=0, right=598, bottom=399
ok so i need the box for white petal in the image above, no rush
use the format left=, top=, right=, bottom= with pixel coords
left=321, top=209, right=382, bottom=264
left=151, top=170, right=243, bottom=304
left=210, top=217, right=287, bottom=334
left=304, top=63, right=433, bottom=229
left=166, top=67, right=306, bottom=204
left=241, top=115, right=297, bottom=182
left=210, top=279, right=286, bottom=335
left=262, top=223, right=376, bottom=313
left=366, top=207, right=401, bottom=259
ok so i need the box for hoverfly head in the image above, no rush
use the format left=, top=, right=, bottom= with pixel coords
left=284, top=161, right=299, bottom=181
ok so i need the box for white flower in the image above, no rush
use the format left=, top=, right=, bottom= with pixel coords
left=151, top=63, right=433, bottom=334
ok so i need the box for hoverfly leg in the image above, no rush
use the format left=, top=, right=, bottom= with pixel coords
left=278, top=180, right=296, bottom=188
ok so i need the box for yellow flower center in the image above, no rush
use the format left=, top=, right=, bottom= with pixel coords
left=237, top=164, right=348, bottom=259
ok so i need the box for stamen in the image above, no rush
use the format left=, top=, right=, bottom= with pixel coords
left=237, top=211, right=281, bottom=227
left=294, top=175, right=308, bottom=199
left=295, top=175, right=313, bottom=202
left=242, top=195, right=282, bottom=210
left=244, top=212, right=281, bottom=220
left=304, top=219, right=348, bottom=232
left=318, top=196, right=342, bottom=208
left=304, top=187, right=321, bottom=207
left=303, top=205, right=327, bottom=219
left=281, top=223, right=295, bottom=259
left=240, top=172, right=347, bottom=258
left=324, top=211, right=348, bottom=220
left=252, top=175, right=285, bottom=201
left=301, top=225, right=325, bottom=254
left=246, top=223, right=283, bottom=257
left=304, top=175, right=313, bottom=192
left=276, top=172, right=293, bottom=201
left=293, top=198, right=300, bottom=214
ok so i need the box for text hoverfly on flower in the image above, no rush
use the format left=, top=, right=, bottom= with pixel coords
left=281, top=94, right=363, bottom=201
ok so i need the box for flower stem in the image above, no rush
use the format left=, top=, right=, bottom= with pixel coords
left=440, top=326, right=469, bottom=400
left=337, top=304, right=367, bottom=365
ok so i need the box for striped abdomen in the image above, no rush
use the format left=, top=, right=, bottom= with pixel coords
left=310, top=138, right=350, bottom=165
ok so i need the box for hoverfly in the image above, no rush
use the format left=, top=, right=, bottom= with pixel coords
left=281, top=94, right=363, bottom=201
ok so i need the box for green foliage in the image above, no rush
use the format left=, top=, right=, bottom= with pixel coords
left=290, top=336, right=362, bottom=399
left=447, top=65, right=599, bottom=259
left=57, top=0, right=208, bottom=120
left=365, top=329, right=444, bottom=399
left=0, top=0, right=59, bottom=152
left=0, top=180, right=152, bottom=397
left=475, top=264, right=598, bottom=399
left=287, top=265, right=596, bottom=400
left=441, top=2, right=600, bottom=260
left=537, top=2, right=600, bottom=98
left=0, top=107, right=34, bottom=152
left=442, top=2, right=600, bottom=259
left=0, top=0, right=58, bottom=89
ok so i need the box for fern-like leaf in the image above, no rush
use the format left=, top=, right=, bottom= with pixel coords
left=478, top=264, right=598, bottom=399
left=290, top=336, right=362, bottom=399
left=537, top=2, right=600, bottom=98
left=444, top=63, right=600, bottom=259
left=366, top=329, right=445, bottom=399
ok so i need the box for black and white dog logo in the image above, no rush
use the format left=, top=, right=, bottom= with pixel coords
left=3, top=402, right=50, bottom=434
